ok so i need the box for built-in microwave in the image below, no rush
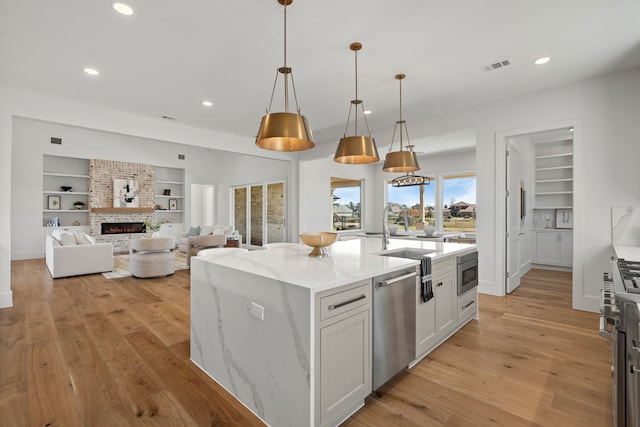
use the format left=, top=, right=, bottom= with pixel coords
left=457, top=251, right=478, bottom=296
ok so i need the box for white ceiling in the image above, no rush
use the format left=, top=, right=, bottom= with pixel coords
left=2, top=0, right=640, bottom=156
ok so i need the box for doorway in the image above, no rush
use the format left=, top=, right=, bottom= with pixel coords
left=232, top=181, right=286, bottom=247
left=497, top=122, right=579, bottom=298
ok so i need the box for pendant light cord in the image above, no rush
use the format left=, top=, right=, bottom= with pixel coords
left=398, top=76, right=404, bottom=150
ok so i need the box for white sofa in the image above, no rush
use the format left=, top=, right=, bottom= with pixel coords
left=45, top=234, right=113, bottom=278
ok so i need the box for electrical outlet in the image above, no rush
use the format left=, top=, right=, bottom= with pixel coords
left=250, top=302, right=264, bottom=320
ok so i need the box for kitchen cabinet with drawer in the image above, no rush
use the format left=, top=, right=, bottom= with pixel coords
left=415, top=256, right=456, bottom=360
left=315, top=280, right=372, bottom=427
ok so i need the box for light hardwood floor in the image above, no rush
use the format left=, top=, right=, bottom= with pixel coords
left=0, top=262, right=612, bottom=426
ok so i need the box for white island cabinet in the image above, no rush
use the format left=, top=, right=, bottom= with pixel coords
left=190, top=238, right=476, bottom=427
left=414, top=253, right=477, bottom=365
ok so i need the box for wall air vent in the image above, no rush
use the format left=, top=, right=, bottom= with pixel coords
left=481, top=59, right=511, bottom=72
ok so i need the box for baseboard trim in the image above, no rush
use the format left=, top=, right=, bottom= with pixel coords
left=11, top=251, right=44, bottom=260
left=0, top=290, right=13, bottom=308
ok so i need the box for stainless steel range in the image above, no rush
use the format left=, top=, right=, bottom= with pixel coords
left=600, top=257, right=640, bottom=427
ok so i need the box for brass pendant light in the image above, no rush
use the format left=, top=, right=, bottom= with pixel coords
left=256, top=0, right=314, bottom=152
left=334, top=42, right=379, bottom=164
left=382, top=73, right=420, bottom=172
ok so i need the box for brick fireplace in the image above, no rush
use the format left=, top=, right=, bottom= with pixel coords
left=89, top=159, right=155, bottom=252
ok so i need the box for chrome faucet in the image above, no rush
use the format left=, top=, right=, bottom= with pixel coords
left=382, top=203, right=408, bottom=250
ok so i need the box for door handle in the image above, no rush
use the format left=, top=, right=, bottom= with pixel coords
left=328, top=294, right=366, bottom=310
left=378, top=271, right=418, bottom=287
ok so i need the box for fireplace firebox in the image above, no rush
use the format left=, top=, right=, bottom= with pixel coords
left=101, top=222, right=146, bottom=235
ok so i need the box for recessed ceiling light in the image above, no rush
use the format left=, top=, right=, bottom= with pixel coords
left=83, top=67, right=99, bottom=76
left=363, top=110, right=372, bottom=115
left=201, top=100, right=213, bottom=107
left=112, top=3, right=133, bottom=16
left=534, top=57, right=550, bottom=65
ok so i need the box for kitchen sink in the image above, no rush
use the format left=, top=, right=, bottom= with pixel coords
left=379, top=248, right=436, bottom=260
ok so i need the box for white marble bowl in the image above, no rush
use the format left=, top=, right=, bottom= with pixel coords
left=299, top=232, right=337, bottom=257
left=387, top=224, right=398, bottom=235
left=423, top=225, right=436, bottom=237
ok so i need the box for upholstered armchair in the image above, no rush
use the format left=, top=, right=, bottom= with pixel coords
left=129, top=237, right=175, bottom=278
left=184, top=234, right=226, bottom=265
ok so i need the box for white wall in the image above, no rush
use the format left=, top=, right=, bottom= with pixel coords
left=0, top=88, right=13, bottom=308
left=299, top=157, right=378, bottom=234
left=11, top=117, right=293, bottom=260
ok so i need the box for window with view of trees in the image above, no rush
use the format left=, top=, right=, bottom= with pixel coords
left=331, top=177, right=362, bottom=231
left=387, top=179, right=435, bottom=230
left=442, top=174, right=476, bottom=232
left=387, top=173, right=476, bottom=232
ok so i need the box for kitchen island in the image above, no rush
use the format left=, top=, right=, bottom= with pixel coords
left=190, top=237, right=476, bottom=427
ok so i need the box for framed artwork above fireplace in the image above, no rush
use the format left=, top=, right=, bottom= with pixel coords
left=113, top=178, right=139, bottom=208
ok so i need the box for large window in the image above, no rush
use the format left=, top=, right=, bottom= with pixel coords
left=387, top=173, right=476, bottom=232
left=387, top=180, right=435, bottom=230
left=331, top=177, right=362, bottom=231
left=442, top=174, right=476, bottom=232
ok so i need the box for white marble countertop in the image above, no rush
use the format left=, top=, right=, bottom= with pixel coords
left=197, top=237, right=476, bottom=293
left=613, top=244, right=640, bottom=262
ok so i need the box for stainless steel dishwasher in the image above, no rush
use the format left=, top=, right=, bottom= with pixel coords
left=372, top=266, right=418, bottom=390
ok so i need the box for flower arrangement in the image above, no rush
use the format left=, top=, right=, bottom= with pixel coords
left=144, top=220, right=162, bottom=232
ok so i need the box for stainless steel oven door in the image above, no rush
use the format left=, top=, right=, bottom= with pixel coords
left=456, top=251, right=478, bottom=296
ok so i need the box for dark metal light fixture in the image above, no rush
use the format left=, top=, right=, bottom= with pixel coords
left=256, top=0, right=314, bottom=152
left=383, top=74, right=420, bottom=172
left=391, top=172, right=431, bottom=187
left=334, top=42, right=379, bottom=164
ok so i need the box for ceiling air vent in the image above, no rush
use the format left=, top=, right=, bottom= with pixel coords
left=481, top=59, right=511, bottom=72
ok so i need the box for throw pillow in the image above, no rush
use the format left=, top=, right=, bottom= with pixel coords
left=74, top=231, right=95, bottom=245
left=212, top=226, right=224, bottom=235
left=53, top=231, right=77, bottom=246
left=188, top=226, right=200, bottom=236
left=200, top=225, right=214, bottom=235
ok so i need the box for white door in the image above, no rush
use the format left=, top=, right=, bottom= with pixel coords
left=506, top=142, right=522, bottom=293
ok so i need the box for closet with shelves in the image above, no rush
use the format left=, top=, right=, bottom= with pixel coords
left=532, top=135, right=573, bottom=268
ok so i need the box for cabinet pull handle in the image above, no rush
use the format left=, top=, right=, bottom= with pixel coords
left=463, top=300, right=475, bottom=309
left=328, top=294, right=366, bottom=310
left=378, top=271, right=418, bottom=287
left=436, top=281, right=443, bottom=287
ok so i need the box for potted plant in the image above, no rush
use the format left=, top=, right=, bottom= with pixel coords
left=144, top=220, right=162, bottom=237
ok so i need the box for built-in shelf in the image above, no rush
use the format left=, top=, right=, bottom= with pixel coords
left=533, top=136, right=573, bottom=231
left=155, top=210, right=184, bottom=213
left=44, top=209, right=90, bottom=213
left=43, top=172, right=90, bottom=179
left=535, top=191, right=573, bottom=196
left=155, top=180, right=183, bottom=185
left=154, top=195, right=184, bottom=199
left=534, top=153, right=573, bottom=160
left=535, top=165, right=573, bottom=171
left=535, top=178, right=573, bottom=183
left=43, top=191, right=89, bottom=195
left=92, top=207, right=155, bottom=213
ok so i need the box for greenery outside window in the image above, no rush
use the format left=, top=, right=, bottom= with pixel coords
left=331, top=177, right=362, bottom=231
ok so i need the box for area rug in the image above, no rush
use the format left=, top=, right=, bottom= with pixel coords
left=102, top=251, right=189, bottom=279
